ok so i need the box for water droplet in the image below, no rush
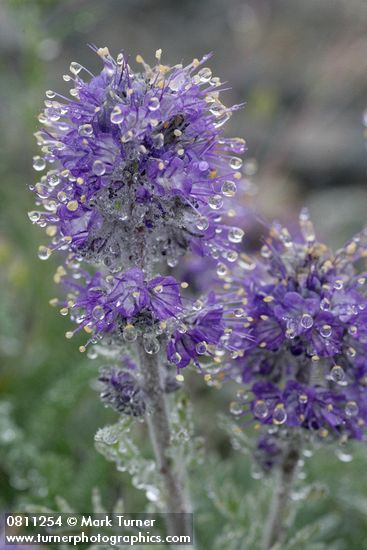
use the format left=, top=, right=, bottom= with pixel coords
left=87, top=348, right=98, bottom=359
left=216, top=262, right=228, bottom=277
left=345, top=400, right=359, bottom=417
left=70, top=61, right=82, bottom=75
left=230, top=137, right=246, bottom=154
left=148, top=97, right=160, bottom=111
left=45, top=90, right=56, bottom=98
left=208, top=195, right=223, bottom=210
left=198, top=67, right=212, bottom=82
left=254, top=400, right=269, bottom=419
left=171, top=352, right=182, bottom=364
left=152, top=133, right=164, bottom=148
left=198, top=161, right=209, bottom=172
left=33, top=156, right=46, bottom=171
left=298, top=393, right=308, bottom=404
left=143, top=334, right=160, bottom=354
left=230, top=401, right=243, bottom=416
left=196, top=217, right=209, bottom=231
left=213, top=112, right=230, bottom=128
left=333, top=279, right=344, bottom=290
left=196, top=342, right=207, bottom=355
left=93, top=160, right=106, bottom=176
left=123, top=324, right=137, bottom=342
left=320, top=324, right=332, bottom=338
left=229, top=157, right=243, bottom=170
left=226, top=250, right=238, bottom=262
left=92, top=305, right=105, bottom=321
left=239, top=253, right=256, bottom=270
left=330, top=365, right=346, bottom=384
left=301, top=313, right=313, bottom=329
left=221, top=180, right=237, bottom=197
left=38, top=245, right=51, bottom=260
left=168, top=73, right=186, bottom=91
left=228, top=227, right=244, bottom=244
left=78, top=123, right=93, bottom=136
left=209, top=103, right=225, bottom=117
left=28, top=211, right=41, bottom=223
left=146, top=486, right=160, bottom=502
left=47, top=173, right=60, bottom=187
left=320, top=298, right=330, bottom=311
left=273, top=404, right=287, bottom=425
left=234, top=308, right=245, bottom=318
left=110, top=106, right=124, bottom=124
left=336, top=449, right=353, bottom=462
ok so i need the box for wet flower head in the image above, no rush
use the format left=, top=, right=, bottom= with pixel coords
left=30, top=46, right=246, bottom=272
left=221, top=210, right=367, bottom=446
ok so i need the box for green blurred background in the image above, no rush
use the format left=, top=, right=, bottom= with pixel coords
left=0, top=0, right=367, bottom=548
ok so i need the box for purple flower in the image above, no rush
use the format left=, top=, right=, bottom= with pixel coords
left=167, top=293, right=225, bottom=368
left=98, top=356, right=180, bottom=416
left=98, top=358, right=146, bottom=416
left=54, top=267, right=182, bottom=348
left=220, top=210, right=367, bottom=443
left=29, top=47, right=246, bottom=271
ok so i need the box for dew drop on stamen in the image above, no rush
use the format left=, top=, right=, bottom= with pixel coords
left=230, top=401, right=243, bottom=416
left=320, top=298, right=330, bottom=311
left=33, top=156, right=46, bottom=171
left=28, top=211, right=40, bottom=223
left=171, top=352, right=182, bottom=365
left=216, top=262, right=228, bottom=278
left=221, top=180, right=237, bottom=197
left=38, top=245, right=51, bottom=260
left=79, top=124, right=93, bottom=137
left=228, top=227, right=244, bottom=244
left=208, top=195, right=223, bottom=210
left=147, top=97, right=160, bottom=111
left=272, top=404, right=287, bottom=425
left=330, top=365, right=346, bottom=384
left=345, top=400, right=359, bottom=417
left=229, top=157, right=243, bottom=170
left=196, top=342, right=207, bottom=355
left=226, top=250, right=238, bottom=262
left=110, top=106, right=124, bottom=124
left=230, top=137, right=246, bottom=154
left=254, top=400, right=269, bottom=419
left=47, top=174, right=60, bottom=187
left=92, top=305, right=105, bottom=321
left=143, top=334, right=160, bottom=355
left=198, top=67, right=212, bottom=82
left=87, top=348, right=98, bottom=360
left=70, top=61, right=82, bottom=75
left=92, top=160, right=106, bottom=176
left=301, top=313, right=313, bottom=329
left=123, top=324, right=137, bottom=342
left=320, top=324, right=332, bottom=338
left=196, top=217, right=209, bottom=231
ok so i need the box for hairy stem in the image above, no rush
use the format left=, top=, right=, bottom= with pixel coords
left=137, top=342, right=192, bottom=541
left=261, top=443, right=300, bottom=550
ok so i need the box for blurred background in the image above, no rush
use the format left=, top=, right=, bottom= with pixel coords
left=0, top=1, right=366, bottom=548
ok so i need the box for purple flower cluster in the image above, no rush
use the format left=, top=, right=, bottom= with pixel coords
left=220, top=211, right=367, bottom=444
left=98, top=358, right=146, bottom=416
left=29, top=46, right=246, bottom=411
left=30, top=46, right=245, bottom=272
left=60, top=267, right=182, bottom=345
left=98, top=355, right=180, bottom=416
